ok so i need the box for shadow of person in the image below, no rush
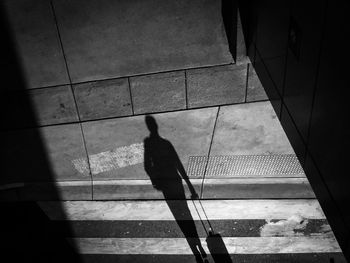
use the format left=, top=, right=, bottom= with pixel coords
left=143, top=115, right=207, bottom=263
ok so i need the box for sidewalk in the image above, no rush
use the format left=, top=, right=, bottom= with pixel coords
left=1, top=101, right=314, bottom=201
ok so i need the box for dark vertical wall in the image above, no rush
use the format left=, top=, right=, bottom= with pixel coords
left=239, top=0, right=350, bottom=258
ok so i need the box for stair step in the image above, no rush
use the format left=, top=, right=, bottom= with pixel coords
left=202, top=177, right=314, bottom=199
left=52, top=219, right=329, bottom=238
left=37, top=200, right=345, bottom=261
left=39, top=199, right=326, bottom=221
left=69, top=236, right=341, bottom=254
left=4, top=177, right=314, bottom=201
left=77, top=253, right=346, bottom=263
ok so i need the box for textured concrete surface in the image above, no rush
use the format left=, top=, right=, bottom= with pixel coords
left=2, top=85, right=78, bottom=129
left=187, top=64, right=246, bottom=108
left=202, top=178, right=315, bottom=199
left=247, top=64, right=268, bottom=102
left=29, top=85, right=79, bottom=125
left=37, top=124, right=90, bottom=181
left=3, top=0, right=69, bottom=88
left=74, top=78, right=132, bottom=120
left=82, top=108, right=217, bottom=180
left=38, top=200, right=345, bottom=260
left=93, top=177, right=315, bottom=200
left=93, top=179, right=202, bottom=200
left=71, top=236, right=341, bottom=254
left=40, top=200, right=326, bottom=221
left=130, top=71, right=186, bottom=114
left=54, top=219, right=329, bottom=238
left=2, top=124, right=90, bottom=182
left=18, top=181, right=92, bottom=200
left=52, top=0, right=233, bottom=82
left=75, top=253, right=346, bottom=263
left=211, top=101, right=294, bottom=155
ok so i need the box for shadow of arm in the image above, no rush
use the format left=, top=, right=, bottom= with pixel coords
left=172, top=145, right=198, bottom=198
left=143, top=139, right=153, bottom=176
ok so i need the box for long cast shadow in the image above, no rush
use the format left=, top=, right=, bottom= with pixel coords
left=143, top=115, right=208, bottom=262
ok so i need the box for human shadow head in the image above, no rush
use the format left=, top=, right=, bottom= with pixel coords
left=145, top=115, right=158, bottom=136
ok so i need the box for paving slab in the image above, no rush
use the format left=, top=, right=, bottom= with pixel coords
left=73, top=78, right=132, bottom=121
left=81, top=108, right=218, bottom=180
left=211, top=101, right=294, bottom=155
left=187, top=64, right=246, bottom=108
left=247, top=64, right=268, bottom=102
left=52, top=0, right=232, bottom=82
left=2, top=85, right=78, bottom=129
left=29, top=85, right=79, bottom=125
left=2, top=124, right=90, bottom=183
left=3, top=0, right=69, bottom=88
left=130, top=71, right=186, bottom=114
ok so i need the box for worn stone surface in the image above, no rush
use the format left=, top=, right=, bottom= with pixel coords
left=74, top=78, right=132, bottom=120
left=81, top=108, right=217, bottom=180
left=29, top=85, right=79, bottom=125
left=52, top=0, right=232, bottom=82
left=211, top=101, right=294, bottom=155
left=187, top=64, right=246, bottom=108
left=3, top=0, right=69, bottom=88
left=2, top=124, right=90, bottom=182
left=247, top=64, right=268, bottom=102
left=130, top=71, right=186, bottom=114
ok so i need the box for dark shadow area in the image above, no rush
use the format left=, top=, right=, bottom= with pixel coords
left=144, top=115, right=232, bottom=263
left=237, top=0, right=350, bottom=260
left=222, top=0, right=238, bottom=61
left=0, top=3, right=81, bottom=262
left=206, top=230, right=233, bottom=263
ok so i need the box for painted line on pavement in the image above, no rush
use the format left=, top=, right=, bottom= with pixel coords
left=72, top=143, right=144, bottom=175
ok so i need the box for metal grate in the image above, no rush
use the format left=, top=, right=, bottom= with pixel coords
left=187, top=154, right=304, bottom=177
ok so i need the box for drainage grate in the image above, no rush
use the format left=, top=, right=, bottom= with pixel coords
left=187, top=154, right=304, bottom=177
